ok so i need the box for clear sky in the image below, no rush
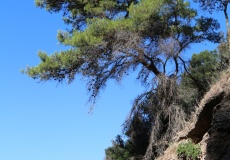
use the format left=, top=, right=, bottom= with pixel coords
left=0, top=1, right=226, bottom=160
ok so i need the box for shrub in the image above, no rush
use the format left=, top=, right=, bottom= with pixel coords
left=176, top=140, right=201, bottom=160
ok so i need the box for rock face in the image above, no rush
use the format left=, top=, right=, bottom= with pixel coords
left=188, top=71, right=230, bottom=160
left=186, top=92, right=225, bottom=144
left=187, top=93, right=230, bottom=160
left=205, top=95, right=230, bottom=160
left=184, top=70, right=230, bottom=160
left=178, top=93, right=230, bottom=160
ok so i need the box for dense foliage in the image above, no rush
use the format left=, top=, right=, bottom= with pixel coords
left=180, top=50, right=220, bottom=99
left=105, top=135, right=131, bottom=160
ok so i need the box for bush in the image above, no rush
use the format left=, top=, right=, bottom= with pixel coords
left=176, top=140, right=201, bottom=160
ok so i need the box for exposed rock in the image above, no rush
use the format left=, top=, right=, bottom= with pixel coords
left=205, top=95, right=230, bottom=160
left=185, top=91, right=224, bottom=143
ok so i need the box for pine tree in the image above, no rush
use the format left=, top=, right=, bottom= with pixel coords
left=23, top=0, right=220, bottom=104
left=23, top=0, right=221, bottom=159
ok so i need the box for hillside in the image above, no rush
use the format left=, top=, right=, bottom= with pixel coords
left=157, top=68, right=230, bottom=160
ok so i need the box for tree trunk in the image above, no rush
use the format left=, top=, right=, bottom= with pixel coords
left=223, top=4, right=230, bottom=50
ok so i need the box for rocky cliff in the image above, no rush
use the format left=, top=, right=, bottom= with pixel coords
left=157, top=69, right=230, bottom=160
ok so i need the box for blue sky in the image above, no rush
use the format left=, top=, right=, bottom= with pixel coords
left=0, top=0, right=226, bottom=160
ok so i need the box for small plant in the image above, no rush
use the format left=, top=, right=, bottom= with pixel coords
left=176, top=140, right=201, bottom=160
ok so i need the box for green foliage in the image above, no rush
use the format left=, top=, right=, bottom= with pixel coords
left=105, top=135, right=131, bottom=160
left=22, top=50, right=83, bottom=83
left=180, top=50, right=220, bottom=94
left=177, top=140, right=201, bottom=160
left=189, top=50, right=219, bottom=89
left=179, top=50, right=220, bottom=114
left=23, top=0, right=221, bottom=104
left=35, top=0, right=139, bottom=29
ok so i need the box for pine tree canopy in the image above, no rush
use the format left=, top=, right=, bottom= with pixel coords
left=23, top=0, right=221, bottom=103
